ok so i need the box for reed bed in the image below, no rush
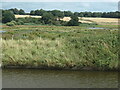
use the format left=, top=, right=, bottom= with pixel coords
left=2, top=25, right=119, bottom=70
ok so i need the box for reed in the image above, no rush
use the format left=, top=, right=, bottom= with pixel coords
left=2, top=25, right=119, bottom=70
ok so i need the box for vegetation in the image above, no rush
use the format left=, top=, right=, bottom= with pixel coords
left=1, top=8, right=119, bottom=70
left=2, top=25, right=119, bottom=70
left=2, top=10, right=15, bottom=23
left=1, top=8, right=119, bottom=26
left=2, top=8, right=119, bottom=18
left=6, top=21, right=15, bottom=26
left=66, top=15, right=79, bottom=26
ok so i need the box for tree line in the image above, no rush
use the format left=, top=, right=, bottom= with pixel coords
left=1, top=9, right=79, bottom=26
left=5, top=8, right=120, bottom=18
left=1, top=8, right=120, bottom=26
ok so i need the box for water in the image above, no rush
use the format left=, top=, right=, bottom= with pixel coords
left=88, top=27, right=106, bottom=29
left=0, top=31, right=6, bottom=33
left=2, top=69, right=118, bottom=88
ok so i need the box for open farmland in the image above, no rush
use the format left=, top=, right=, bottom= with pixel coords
left=81, top=17, right=119, bottom=25
left=15, top=15, right=42, bottom=18
left=15, top=15, right=118, bottom=25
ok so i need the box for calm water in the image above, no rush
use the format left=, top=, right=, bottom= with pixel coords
left=88, top=27, right=106, bottom=29
left=2, top=69, right=118, bottom=88
left=0, top=31, right=6, bottom=33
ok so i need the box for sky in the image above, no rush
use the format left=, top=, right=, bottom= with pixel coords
left=1, top=0, right=119, bottom=2
left=0, top=1, right=119, bottom=12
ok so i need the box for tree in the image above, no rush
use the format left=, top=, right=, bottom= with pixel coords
left=64, top=11, right=73, bottom=17
left=19, top=9, right=25, bottom=15
left=39, top=9, right=46, bottom=16
left=9, top=8, right=19, bottom=14
left=2, top=10, right=15, bottom=23
left=30, top=10, right=35, bottom=15
left=35, top=10, right=41, bottom=15
left=41, top=12, right=55, bottom=24
left=34, top=9, right=46, bottom=16
left=74, top=12, right=79, bottom=16
left=66, top=15, right=79, bottom=26
left=79, top=13, right=84, bottom=17
left=51, top=10, right=64, bottom=19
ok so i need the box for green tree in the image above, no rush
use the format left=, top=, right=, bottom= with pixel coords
left=2, top=10, right=15, bottom=23
left=66, top=15, right=79, bottom=26
left=34, top=9, right=46, bottom=16
left=51, top=10, right=64, bottom=19
left=30, top=10, right=35, bottom=15
left=19, top=9, right=25, bottom=15
left=9, top=8, right=19, bottom=14
left=41, top=12, right=55, bottom=24
left=64, top=11, right=73, bottom=16
left=74, top=12, right=79, bottom=16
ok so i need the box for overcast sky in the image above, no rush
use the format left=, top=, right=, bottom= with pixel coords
left=1, top=0, right=119, bottom=12
left=1, top=0, right=120, bottom=2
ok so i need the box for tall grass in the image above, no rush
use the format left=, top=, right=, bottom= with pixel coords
left=2, top=25, right=119, bottom=70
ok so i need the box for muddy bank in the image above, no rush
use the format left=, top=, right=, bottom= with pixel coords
left=1, top=65, right=119, bottom=71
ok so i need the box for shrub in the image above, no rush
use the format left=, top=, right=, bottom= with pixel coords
left=6, top=22, right=15, bottom=26
left=66, top=15, right=80, bottom=26
left=11, top=20, right=17, bottom=25
left=17, top=20, right=24, bottom=25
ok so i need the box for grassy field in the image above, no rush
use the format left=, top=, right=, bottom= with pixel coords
left=1, top=24, right=119, bottom=70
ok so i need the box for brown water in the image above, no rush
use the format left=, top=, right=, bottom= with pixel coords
left=2, top=69, right=119, bottom=88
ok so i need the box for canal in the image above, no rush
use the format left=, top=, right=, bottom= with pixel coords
left=2, top=69, right=119, bottom=88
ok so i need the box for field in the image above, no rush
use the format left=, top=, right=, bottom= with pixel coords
left=15, top=15, right=42, bottom=18
left=1, top=24, right=119, bottom=70
left=81, top=17, right=118, bottom=25
left=15, top=15, right=119, bottom=25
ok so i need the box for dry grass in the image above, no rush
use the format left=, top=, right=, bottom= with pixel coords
left=81, top=17, right=118, bottom=25
left=82, top=17, right=118, bottom=22
left=60, top=17, right=71, bottom=21
left=15, top=15, right=42, bottom=18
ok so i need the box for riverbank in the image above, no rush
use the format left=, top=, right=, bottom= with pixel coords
left=1, top=25, right=119, bottom=71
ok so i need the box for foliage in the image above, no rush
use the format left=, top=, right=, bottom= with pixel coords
left=19, top=9, right=25, bottom=15
left=64, top=11, right=73, bottom=16
left=6, top=21, right=15, bottom=26
left=41, top=12, right=56, bottom=24
left=9, top=8, right=19, bottom=14
left=66, top=15, right=79, bottom=26
left=2, top=8, right=120, bottom=18
left=2, top=10, right=15, bottom=23
left=2, top=25, right=119, bottom=70
left=51, top=10, right=64, bottom=18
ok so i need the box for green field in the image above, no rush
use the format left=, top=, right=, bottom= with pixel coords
left=1, top=24, right=119, bottom=70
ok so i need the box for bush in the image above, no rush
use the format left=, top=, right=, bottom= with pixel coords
left=17, top=20, right=24, bottom=25
left=66, top=15, right=79, bottom=26
left=11, top=20, right=17, bottom=25
left=6, top=22, right=15, bottom=26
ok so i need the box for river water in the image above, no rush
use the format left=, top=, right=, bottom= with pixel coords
left=2, top=69, right=119, bottom=88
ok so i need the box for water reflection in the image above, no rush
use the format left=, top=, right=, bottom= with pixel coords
left=2, top=69, right=118, bottom=88
left=0, top=31, right=6, bottom=33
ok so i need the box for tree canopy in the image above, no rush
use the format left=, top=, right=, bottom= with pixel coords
left=66, top=15, right=79, bottom=26
left=2, top=8, right=120, bottom=25
left=2, top=10, right=15, bottom=23
left=3, top=8, right=119, bottom=18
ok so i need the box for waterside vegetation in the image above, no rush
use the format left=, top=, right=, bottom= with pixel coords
left=1, top=25, right=119, bottom=70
